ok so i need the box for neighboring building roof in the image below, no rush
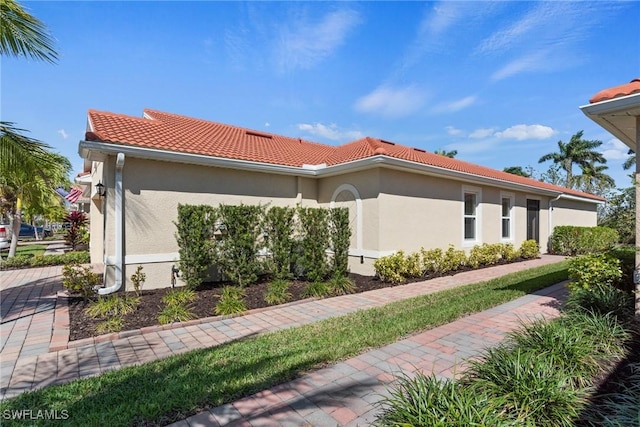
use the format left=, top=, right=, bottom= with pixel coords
left=85, top=108, right=605, bottom=202
left=589, top=78, right=640, bottom=103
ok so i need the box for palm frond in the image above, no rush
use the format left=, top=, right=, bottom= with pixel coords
left=0, top=0, right=58, bottom=63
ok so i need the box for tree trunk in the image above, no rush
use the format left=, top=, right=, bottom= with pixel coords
left=7, top=197, right=22, bottom=258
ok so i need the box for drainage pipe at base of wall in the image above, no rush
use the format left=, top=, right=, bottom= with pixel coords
left=98, top=153, right=125, bottom=295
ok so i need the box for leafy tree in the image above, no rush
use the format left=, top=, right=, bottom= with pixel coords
left=539, top=164, right=564, bottom=186
left=434, top=149, right=457, bottom=158
left=503, top=166, right=531, bottom=177
left=599, top=183, right=635, bottom=244
left=538, top=130, right=606, bottom=188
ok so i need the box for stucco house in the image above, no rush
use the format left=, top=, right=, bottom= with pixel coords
left=580, top=78, right=640, bottom=313
left=78, top=109, right=603, bottom=292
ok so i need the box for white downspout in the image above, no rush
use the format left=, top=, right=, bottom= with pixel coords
left=548, top=194, right=562, bottom=239
left=98, top=153, right=125, bottom=295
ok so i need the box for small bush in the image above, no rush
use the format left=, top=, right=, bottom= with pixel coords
left=302, top=281, right=331, bottom=298
left=420, top=247, right=443, bottom=275
left=85, top=294, right=140, bottom=319
left=264, top=279, right=292, bottom=305
left=375, top=372, right=504, bottom=426
left=519, top=240, right=540, bottom=259
left=215, top=286, right=247, bottom=315
left=158, top=305, right=196, bottom=325
left=374, top=251, right=408, bottom=284
left=568, top=254, right=622, bottom=291
left=0, top=255, right=32, bottom=269
left=468, top=243, right=501, bottom=268
left=328, top=275, right=356, bottom=296
left=62, top=264, right=101, bottom=300
left=162, top=288, right=196, bottom=306
left=500, top=243, right=519, bottom=262
left=0, top=250, right=90, bottom=270
left=441, top=245, right=466, bottom=273
left=565, top=283, right=634, bottom=320
left=404, top=252, right=422, bottom=278
left=130, top=266, right=146, bottom=296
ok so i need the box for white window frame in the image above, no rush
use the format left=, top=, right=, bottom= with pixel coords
left=500, top=192, right=515, bottom=242
left=462, top=185, right=481, bottom=246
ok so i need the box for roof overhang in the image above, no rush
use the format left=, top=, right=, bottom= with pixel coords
left=78, top=139, right=603, bottom=205
left=580, top=92, right=640, bottom=151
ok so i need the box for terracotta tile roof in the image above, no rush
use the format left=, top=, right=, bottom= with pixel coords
left=589, top=78, right=640, bottom=103
left=86, top=109, right=604, bottom=201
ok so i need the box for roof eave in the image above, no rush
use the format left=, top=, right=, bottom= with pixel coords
left=580, top=92, right=640, bottom=150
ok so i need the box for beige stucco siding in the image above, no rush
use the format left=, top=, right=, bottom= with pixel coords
left=551, top=198, right=598, bottom=229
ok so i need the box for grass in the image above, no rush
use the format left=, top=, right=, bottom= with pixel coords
left=0, top=261, right=568, bottom=426
left=0, top=244, right=47, bottom=259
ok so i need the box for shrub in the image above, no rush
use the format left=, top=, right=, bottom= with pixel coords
left=499, top=243, right=519, bottom=262
left=564, top=283, right=634, bottom=320
left=420, top=247, right=443, bottom=275
left=297, top=207, right=330, bottom=282
left=130, top=266, right=146, bottom=296
left=62, top=264, right=101, bottom=300
left=550, top=226, right=619, bottom=255
left=215, top=286, right=247, bottom=315
left=518, top=239, right=540, bottom=259
left=568, top=254, right=622, bottom=291
left=158, top=304, right=196, bottom=325
left=374, top=251, right=408, bottom=284
left=215, top=204, right=265, bottom=287
left=85, top=294, right=140, bottom=319
left=607, top=246, right=636, bottom=292
left=404, top=252, right=422, bottom=278
left=328, top=275, right=356, bottom=296
left=302, top=281, right=331, bottom=298
left=264, top=279, right=292, bottom=305
left=441, top=245, right=467, bottom=273
left=175, top=204, right=216, bottom=289
left=329, top=207, right=351, bottom=278
left=468, top=243, right=501, bottom=268
left=263, top=206, right=296, bottom=280
left=375, top=372, right=504, bottom=427
left=64, top=211, right=88, bottom=250
left=0, top=254, right=32, bottom=269
left=62, top=251, right=91, bottom=265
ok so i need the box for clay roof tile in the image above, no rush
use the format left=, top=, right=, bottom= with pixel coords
left=589, top=78, right=640, bottom=103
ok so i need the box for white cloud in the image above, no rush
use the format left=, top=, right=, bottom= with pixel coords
left=445, top=126, right=464, bottom=136
left=601, top=138, right=632, bottom=161
left=354, top=85, right=427, bottom=118
left=57, top=129, right=69, bottom=139
left=432, top=96, right=477, bottom=113
left=297, top=123, right=364, bottom=142
left=469, top=128, right=495, bottom=139
left=276, top=8, right=360, bottom=72
left=494, top=124, right=556, bottom=141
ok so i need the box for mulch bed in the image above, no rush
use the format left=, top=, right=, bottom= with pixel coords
left=68, top=273, right=397, bottom=341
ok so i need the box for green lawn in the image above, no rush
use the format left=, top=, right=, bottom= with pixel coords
left=0, top=244, right=47, bottom=260
left=0, top=261, right=569, bottom=427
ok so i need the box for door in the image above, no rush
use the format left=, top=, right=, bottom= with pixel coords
left=526, top=199, right=540, bottom=243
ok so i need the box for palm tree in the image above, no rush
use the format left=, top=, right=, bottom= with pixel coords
left=538, top=130, right=606, bottom=188
left=1, top=0, right=61, bottom=257
left=623, top=149, right=635, bottom=171
left=0, top=0, right=58, bottom=63
left=573, top=161, right=615, bottom=195
left=434, top=149, right=457, bottom=158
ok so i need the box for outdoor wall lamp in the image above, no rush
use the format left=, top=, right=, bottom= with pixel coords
left=95, top=181, right=106, bottom=198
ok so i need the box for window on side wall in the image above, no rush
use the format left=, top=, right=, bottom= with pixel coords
left=501, top=194, right=514, bottom=240
left=464, top=192, right=477, bottom=241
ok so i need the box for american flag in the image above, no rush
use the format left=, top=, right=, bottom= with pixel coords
left=65, top=187, right=83, bottom=204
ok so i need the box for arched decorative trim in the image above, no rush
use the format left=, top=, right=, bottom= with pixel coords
left=330, top=183, right=363, bottom=250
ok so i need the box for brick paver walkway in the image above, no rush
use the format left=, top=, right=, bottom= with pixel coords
left=1, top=255, right=567, bottom=407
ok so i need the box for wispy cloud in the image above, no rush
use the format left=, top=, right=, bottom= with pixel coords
left=275, top=8, right=360, bottom=73
left=469, top=128, right=495, bottom=139
left=297, top=123, right=364, bottom=142
left=432, top=96, right=477, bottom=113
left=445, top=126, right=464, bottom=136
left=354, top=85, right=427, bottom=118
left=494, top=124, right=556, bottom=141
left=57, top=129, right=69, bottom=139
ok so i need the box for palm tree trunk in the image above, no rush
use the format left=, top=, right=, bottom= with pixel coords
left=8, top=195, right=22, bottom=258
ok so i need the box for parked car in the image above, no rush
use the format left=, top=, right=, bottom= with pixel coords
left=0, top=224, right=9, bottom=250
left=19, top=223, right=52, bottom=239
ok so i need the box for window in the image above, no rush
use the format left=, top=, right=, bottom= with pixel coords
left=464, top=192, right=477, bottom=240
left=501, top=197, right=512, bottom=239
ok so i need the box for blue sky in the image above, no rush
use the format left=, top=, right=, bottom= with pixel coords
left=3, top=1, right=639, bottom=189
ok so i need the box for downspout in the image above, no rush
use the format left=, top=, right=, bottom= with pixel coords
left=98, top=153, right=125, bottom=295
left=548, top=194, right=562, bottom=239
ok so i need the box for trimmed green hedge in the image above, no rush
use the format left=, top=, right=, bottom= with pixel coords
left=550, top=226, right=619, bottom=255
left=0, top=251, right=90, bottom=270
